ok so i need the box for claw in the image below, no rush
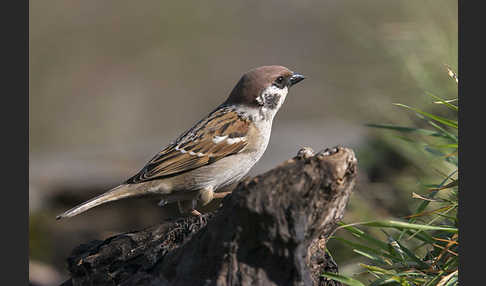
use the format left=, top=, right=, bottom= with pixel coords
left=190, top=209, right=204, bottom=225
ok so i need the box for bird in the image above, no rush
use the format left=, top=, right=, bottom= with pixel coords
left=56, top=65, right=305, bottom=220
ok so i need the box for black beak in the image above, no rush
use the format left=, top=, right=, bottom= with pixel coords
left=289, top=73, right=305, bottom=87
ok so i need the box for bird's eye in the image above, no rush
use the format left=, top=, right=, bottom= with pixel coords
left=274, top=76, right=286, bottom=88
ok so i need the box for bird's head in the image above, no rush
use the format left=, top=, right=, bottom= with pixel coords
left=225, top=65, right=305, bottom=116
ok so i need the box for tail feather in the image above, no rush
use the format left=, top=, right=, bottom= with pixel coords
left=56, top=184, right=141, bottom=220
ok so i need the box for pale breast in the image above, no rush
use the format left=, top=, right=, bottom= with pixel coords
left=189, top=118, right=271, bottom=191
left=144, top=105, right=274, bottom=194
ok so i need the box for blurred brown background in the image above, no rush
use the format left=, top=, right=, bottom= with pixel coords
left=29, top=1, right=457, bottom=285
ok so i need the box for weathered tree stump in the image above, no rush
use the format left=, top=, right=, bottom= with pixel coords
left=61, top=146, right=357, bottom=286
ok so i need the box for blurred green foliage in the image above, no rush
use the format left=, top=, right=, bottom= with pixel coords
left=325, top=67, right=458, bottom=285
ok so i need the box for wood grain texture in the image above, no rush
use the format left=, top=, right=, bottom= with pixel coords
left=62, top=146, right=357, bottom=286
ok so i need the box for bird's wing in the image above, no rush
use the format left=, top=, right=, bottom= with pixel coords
left=125, top=107, right=250, bottom=184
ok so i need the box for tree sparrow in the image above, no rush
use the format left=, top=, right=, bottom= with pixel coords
left=56, top=65, right=305, bottom=220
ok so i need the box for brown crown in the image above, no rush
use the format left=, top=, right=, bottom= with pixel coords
left=224, top=66, right=293, bottom=106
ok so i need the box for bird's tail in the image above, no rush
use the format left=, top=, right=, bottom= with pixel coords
left=56, top=184, right=141, bottom=220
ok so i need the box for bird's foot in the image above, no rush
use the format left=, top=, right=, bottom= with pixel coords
left=177, top=200, right=203, bottom=223
left=190, top=209, right=205, bottom=225
left=190, top=209, right=202, bottom=216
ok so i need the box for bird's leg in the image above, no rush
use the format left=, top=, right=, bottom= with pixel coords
left=177, top=200, right=194, bottom=215
left=198, top=187, right=215, bottom=207
left=176, top=187, right=216, bottom=225
left=190, top=198, right=200, bottom=214
left=189, top=199, right=204, bottom=225
left=213, top=191, right=232, bottom=199
left=177, top=199, right=203, bottom=219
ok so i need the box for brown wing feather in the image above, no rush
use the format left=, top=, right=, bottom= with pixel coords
left=125, top=107, right=250, bottom=184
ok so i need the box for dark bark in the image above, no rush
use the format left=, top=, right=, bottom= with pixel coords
left=62, top=146, right=357, bottom=286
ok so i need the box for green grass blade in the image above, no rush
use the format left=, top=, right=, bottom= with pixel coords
left=332, top=237, right=399, bottom=262
left=338, top=224, right=391, bottom=250
left=426, top=121, right=458, bottom=143
left=426, top=92, right=458, bottom=111
left=321, top=272, right=366, bottom=286
left=360, top=264, right=394, bottom=275
left=413, top=170, right=457, bottom=217
left=404, top=229, right=435, bottom=244
left=424, top=272, right=444, bottom=286
left=395, top=240, right=430, bottom=269
left=365, top=124, right=450, bottom=138
left=427, top=143, right=458, bottom=149
left=358, top=220, right=458, bottom=233
left=369, top=276, right=418, bottom=286
left=353, top=249, right=389, bottom=265
left=428, top=180, right=458, bottom=192
left=394, top=103, right=458, bottom=129
left=406, top=203, right=457, bottom=240
left=368, top=277, right=403, bottom=286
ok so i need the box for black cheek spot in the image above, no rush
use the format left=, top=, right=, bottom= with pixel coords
left=264, top=94, right=280, bottom=110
